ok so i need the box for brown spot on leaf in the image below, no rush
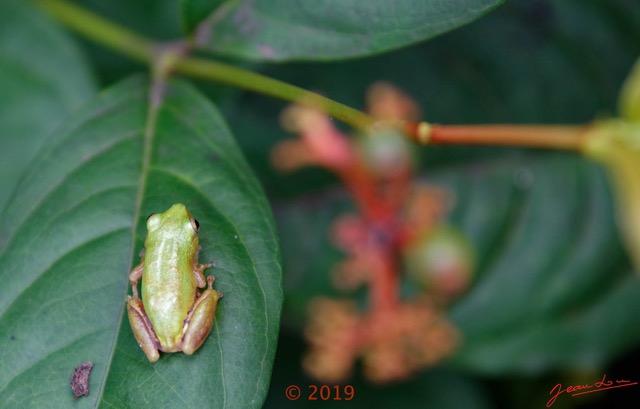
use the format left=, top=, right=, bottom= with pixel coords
left=70, top=362, right=93, bottom=399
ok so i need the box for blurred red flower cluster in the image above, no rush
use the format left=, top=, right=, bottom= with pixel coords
left=272, top=83, right=475, bottom=382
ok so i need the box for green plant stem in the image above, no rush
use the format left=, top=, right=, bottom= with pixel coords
left=174, top=58, right=375, bottom=130
left=35, top=0, right=153, bottom=62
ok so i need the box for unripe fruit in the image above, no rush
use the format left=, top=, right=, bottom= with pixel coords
left=403, top=225, right=474, bottom=298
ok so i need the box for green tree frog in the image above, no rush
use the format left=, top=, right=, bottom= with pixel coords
left=126, top=203, right=222, bottom=362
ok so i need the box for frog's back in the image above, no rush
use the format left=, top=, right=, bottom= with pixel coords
left=142, top=228, right=199, bottom=350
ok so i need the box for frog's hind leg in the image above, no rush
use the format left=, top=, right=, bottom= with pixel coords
left=182, top=276, right=222, bottom=355
left=126, top=295, right=161, bottom=362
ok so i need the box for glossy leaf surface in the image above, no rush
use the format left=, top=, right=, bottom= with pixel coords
left=197, top=0, right=504, bottom=61
left=0, top=0, right=96, bottom=210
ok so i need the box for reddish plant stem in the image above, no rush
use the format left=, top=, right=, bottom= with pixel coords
left=336, top=163, right=388, bottom=221
left=371, top=250, right=400, bottom=313
left=334, top=161, right=403, bottom=313
left=404, top=123, right=590, bottom=150
left=342, top=175, right=378, bottom=218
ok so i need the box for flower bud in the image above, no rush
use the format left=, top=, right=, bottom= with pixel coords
left=356, top=128, right=415, bottom=179
left=582, top=56, right=640, bottom=273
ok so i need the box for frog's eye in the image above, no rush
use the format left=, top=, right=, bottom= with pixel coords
left=146, top=213, right=162, bottom=231
left=190, top=217, right=200, bottom=232
left=147, top=213, right=162, bottom=231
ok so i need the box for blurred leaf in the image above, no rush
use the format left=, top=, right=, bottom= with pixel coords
left=618, top=57, right=640, bottom=121
left=76, top=0, right=182, bottom=39
left=180, top=0, right=226, bottom=32
left=446, top=155, right=640, bottom=373
left=0, top=0, right=97, bottom=211
left=199, top=0, right=504, bottom=61
left=69, top=0, right=182, bottom=84
left=0, top=76, right=282, bottom=408
left=276, top=153, right=640, bottom=374
left=275, top=189, right=348, bottom=327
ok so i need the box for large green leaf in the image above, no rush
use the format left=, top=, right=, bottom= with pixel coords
left=0, top=76, right=282, bottom=408
left=0, top=0, right=96, bottom=211
left=197, top=0, right=504, bottom=61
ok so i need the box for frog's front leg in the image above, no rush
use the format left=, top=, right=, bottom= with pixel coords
left=129, top=258, right=144, bottom=287
left=182, top=276, right=223, bottom=355
left=126, top=260, right=161, bottom=362
left=192, top=261, right=215, bottom=288
left=191, top=246, right=215, bottom=288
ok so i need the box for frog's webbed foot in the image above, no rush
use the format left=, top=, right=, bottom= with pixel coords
left=126, top=296, right=161, bottom=362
